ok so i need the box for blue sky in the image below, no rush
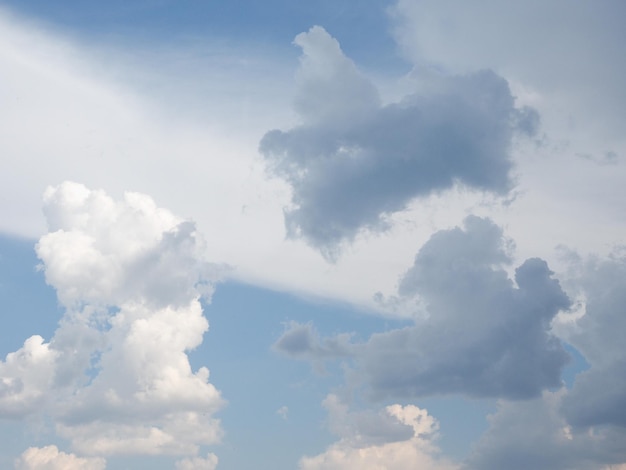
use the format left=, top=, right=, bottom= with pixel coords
left=1, top=1, right=625, bottom=469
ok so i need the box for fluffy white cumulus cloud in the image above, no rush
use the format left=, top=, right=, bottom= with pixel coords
left=0, top=182, right=224, bottom=458
left=260, top=26, right=537, bottom=257
left=175, top=452, right=219, bottom=470
left=37, top=181, right=212, bottom=308
left=299, top=394, right=457, bottom=470
left=0, top=335, right=57, bottom=417
left=14, top=445, right=105, bottom=470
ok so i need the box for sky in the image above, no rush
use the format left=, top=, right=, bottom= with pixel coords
left=0, top=1, right=625, bottom=469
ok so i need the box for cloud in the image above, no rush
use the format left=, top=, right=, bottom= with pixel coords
left=275, top=217, right=570, bottom=400
left=446, top=253, right=626, bottom=470
left=357, top=216, right=570, bottom=400
left=560, top=256, right=626, bottom=429
left=0, top=182, right=224, bottom=457
left=273, top=321, right=353, bottom=360
left=273, top=321, right=354, bottom=374
left=463, top=390, right=626, bottom=470
left=390, top=0, right=626, bottom=126
left=175, top=452, right=219, bottom=470
left=299, top=394, right=458, bottom=470
left=0, top=335, right=58, bottom=418
left=277, top=406, right=289, bottom=420
left=37, top=181, right=217, bottom=309
left=14, top=446, right=105, bottom=470
left=260, top=26, right=536, bottom=256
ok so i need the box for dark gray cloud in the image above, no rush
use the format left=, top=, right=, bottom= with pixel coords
left=259, top=26, right=538, bottom=257
left=357, top=216, right=570, bottom=400
left=563, top=361, right=626, bottom=428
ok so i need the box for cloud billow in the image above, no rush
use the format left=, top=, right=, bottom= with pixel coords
left=561, top=257, right=626, bottom=429
left=0, top=182, right=225, bottom=461
left=260, top=26, right=538, bottom=257
left=299, top=394, right=458, bottom=470
left=360, top=217, right=570, bottom=400
left=275, top=217, right=571, bottom=401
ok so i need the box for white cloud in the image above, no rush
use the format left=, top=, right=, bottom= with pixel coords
left=0, top=335, right=57, bottom=418
left=14, top=446, right=105, bottom=470
left=277, top=406, right=289, bottom=420
left=299, top=395, right=457, bottom=470
left=1, top=182, right=224, bottom=458
left=175, top=452, right=219, bottom=470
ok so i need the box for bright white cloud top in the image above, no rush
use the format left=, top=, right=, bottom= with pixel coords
left=0, top=1, right=625, bottom=469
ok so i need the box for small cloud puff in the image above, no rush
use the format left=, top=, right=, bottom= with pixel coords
left=277, top=405, right=289, bottom=420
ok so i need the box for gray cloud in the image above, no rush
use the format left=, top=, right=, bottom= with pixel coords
left=561, top=257, right=626, bottom=429
left=272, top=217, right=571, bottom=400
left=463, top=391, right=626, bottom=470
left=273, top=321, right=353, bottom=362
left=260, top=26, right=537, bottom=257
left=357, top=216, right=570, bottom=400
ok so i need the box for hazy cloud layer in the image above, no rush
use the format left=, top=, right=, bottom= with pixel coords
left=391, top=0, right=626, bottom=139
left=0, top=182, right=224, bottom=459
left=299, top=395, right=458, bottom=470
left=260, top=26, right=537, bottom=256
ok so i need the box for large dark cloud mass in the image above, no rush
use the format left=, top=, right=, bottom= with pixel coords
left=358, top=217, right=570, bottom=400
left=260, top=26, right=538, bottom=256
left=275, top=217, right=570, bottom=400
left=462, top=391, right=626, bottom=470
